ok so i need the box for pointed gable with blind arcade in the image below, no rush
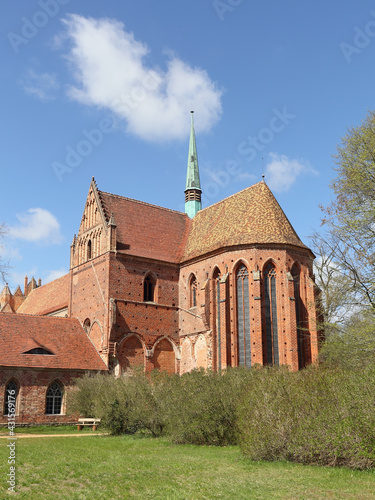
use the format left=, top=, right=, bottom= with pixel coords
left=70, top=177, right=115, bottom=268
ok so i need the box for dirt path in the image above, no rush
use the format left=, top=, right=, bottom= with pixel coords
left=0, top=433, right=107, bottom=439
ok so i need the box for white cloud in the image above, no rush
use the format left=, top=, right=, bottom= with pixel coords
left=0, top=244, right=22, bottom=262
left=265, top=153, right=318, bottom=193
left=9, top=208, right=63, bottom=245
left=43, top=268, right=68, bottom=284
left=18, top=70, right=60, bottom=102
left=59, top=15, right=222, bottom=142
left=236, top=172, right=257, bottom=182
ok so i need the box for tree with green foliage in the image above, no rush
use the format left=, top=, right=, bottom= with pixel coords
left=311, top=110, right=375, bottom=366
left=319, top=309, right=375, bottom=368
left=319, top=110, right=375, bottom=312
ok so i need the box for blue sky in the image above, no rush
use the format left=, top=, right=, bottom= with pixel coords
left=1, top=0, right=375, bottom=290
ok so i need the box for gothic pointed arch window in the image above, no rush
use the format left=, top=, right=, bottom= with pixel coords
left=144, top=274, right=155, bottom=302
left=213, top=268, right=222, bottom=370
left=87, top=239, right=92, bottom=260
left=83, top=318, right=91, bottom=334
left=263, top=262, right=279, bottom=366
left=4, top=380, right=18, bottom=416
left=236, top=264, right=251, bottom=367
left=189, top=274, right=197, bottom=308
left=46, top=381, right=63, bottom=415
left=291, top=264, right=311, bottom=369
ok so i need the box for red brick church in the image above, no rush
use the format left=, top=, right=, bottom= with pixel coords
left=0, top=113, right=321, bottom=425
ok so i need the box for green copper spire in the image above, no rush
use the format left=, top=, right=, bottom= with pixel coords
left=185, top=111, right=202, bottom=218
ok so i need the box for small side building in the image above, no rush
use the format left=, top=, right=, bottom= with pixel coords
left=0, top=313, right=107, bottom=426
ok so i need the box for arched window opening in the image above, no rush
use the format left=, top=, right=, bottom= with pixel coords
left=4, top=380, right=18, bottom=416
left=152, top=338, right=176, bottom=374
left=236, top=264, right=251, bottom=367
left=213, top=268, right=222, bottom=370
left=119, top=336, right=145, bottom=374
left=264, top=263, right=279, bottom=366
left=87, top=240, right=92, bottom=260
left=189, top=275, right=197, bottom=308
left=144, top=275, right=155, bottom=302
left=83, top=318, right=91, bottom=334
left=46, top=382, right=63, bottom=415
left=292, top=264, right=311, bottom=369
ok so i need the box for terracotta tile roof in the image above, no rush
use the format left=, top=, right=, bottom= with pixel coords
left=17, top=273, right=70, bottom=316
left=182, top=182, right=309, bottom=261
left=0, top=313, right=107, bottom=371
left=99, top=191, right=191, bottom=263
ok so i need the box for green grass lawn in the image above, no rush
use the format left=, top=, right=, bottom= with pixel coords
left=1, top=432, right=375, bottom=499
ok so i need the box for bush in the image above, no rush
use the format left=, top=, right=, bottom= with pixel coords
left=69, top=371, right=166, bottom=436
left=237, top=365, right=375, bottom=469
left=163, top=368, right=254, bottom=446
left=70, top=365, right=375, bottom=469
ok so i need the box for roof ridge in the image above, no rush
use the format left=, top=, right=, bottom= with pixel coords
left=27, top=273, right=69, bottom=291
left=0, top=311, right=76, bottom=321
left=99, top=190, right=189, bottom=217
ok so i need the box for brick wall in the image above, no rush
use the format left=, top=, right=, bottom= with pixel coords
left=179, top=244, right=318, bottom=372
left=69, top=254, right=109, bottom=363
left=0, top=369, right=87, bottom=426
left=68, top=237, right=319, bottom=376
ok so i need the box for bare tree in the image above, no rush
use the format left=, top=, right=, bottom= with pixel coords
left=0, top=223, right=9, bottom=284
left=311, top=232, right=366, bottom=327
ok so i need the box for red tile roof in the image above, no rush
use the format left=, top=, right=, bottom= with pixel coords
left=100, top=191, right=191, bottom=263
left=17, top=273, right=70, bottom=316
left=182, top=182, right=310, bottom=261
left=0, top=313, right=107, bottom=371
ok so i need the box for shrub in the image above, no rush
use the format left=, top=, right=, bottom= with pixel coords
left=237, top=365, right=375, bottom=469
left=163, top=368, right=254, bottom=446
left=70, top=365, right=375, bottom=469
left=69, top=371, right=166, bottom=436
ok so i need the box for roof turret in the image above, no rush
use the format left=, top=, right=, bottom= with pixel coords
left=185, top=111, right=202, bottom=218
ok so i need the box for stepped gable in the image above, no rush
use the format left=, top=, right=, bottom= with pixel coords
left=17, top=273, right=69, bottom=316
left=99, top=190, right=191, bottom=263
left=0, top=313, right=107, bottom=371
left=182, top=181, right=309, bottom=261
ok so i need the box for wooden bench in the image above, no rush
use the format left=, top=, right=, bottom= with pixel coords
left=77, top=418, right=101, bottom=431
